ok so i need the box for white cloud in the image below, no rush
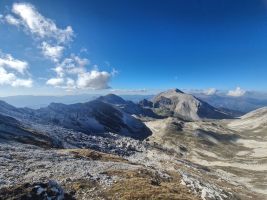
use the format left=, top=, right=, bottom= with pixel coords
left=227, top=87, right=246, bottom=97
left=0, top=66, right=32, bottom=88
left=0, top=53, right=28, bottom=74
left=58, top=55, right=89, bottom=75
left=53, top=66, right=64, bottom=78
left=46, top=55, right=113, bottom=90
left=40, top=42, right=64, bottom=62
left=110, top=88, right=148, bottom=94
left=5, top=14, right=20, bottom=26
left=111, top=68, right=119, bottom=76
left=46, top=77, right=64, bottom=86
left=0, top=67, right=16, bottom=85
left=0, top=14, right=4, bottom=23
left=11, top=78, right=33, bottom=87
left=9, top=3, right=73, bottom=44
left=4, top=3, right=73, bottom=64
left=0, top=51, right=32, bottom=88
left=204, top=88, right=217, bottom=95
left=77, top=70, right=111, bottom=89
left=66, top=78, right=75, bottom=88
left=80, top=48, right=88, bottom=53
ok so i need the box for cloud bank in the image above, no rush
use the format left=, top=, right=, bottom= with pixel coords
left=203, top=88, right=217, bottom=95
left=0, top=51, right=32, bottom=87
left=46, top=55, right=113, bottom=90
left=227, top=87, right=246, bottom=97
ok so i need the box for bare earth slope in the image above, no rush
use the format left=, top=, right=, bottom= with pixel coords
left=228, top=107, right=267, bottom=130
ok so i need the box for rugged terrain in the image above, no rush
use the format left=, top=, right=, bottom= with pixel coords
left=0, top=89, right=266, bottom=200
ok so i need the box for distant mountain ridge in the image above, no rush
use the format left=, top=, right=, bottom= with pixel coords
left=0, top=94, right=154, bottom=109
left=193, top=93, right=267, bottom=113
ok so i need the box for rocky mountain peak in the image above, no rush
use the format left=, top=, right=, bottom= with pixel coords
left=160, top=88, right=184, bottom=96
left=152, top=89, right=232, bottom=121
left=172, top=88, right=184, bottom=94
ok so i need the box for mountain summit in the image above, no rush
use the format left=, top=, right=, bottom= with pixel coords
left=151, top=89, right=232, bottom=121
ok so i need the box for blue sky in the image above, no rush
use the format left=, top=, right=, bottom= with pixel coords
left=0, top=0, right=267, bottom=96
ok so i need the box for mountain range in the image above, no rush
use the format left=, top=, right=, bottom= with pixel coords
left=193, top=93, right=267, bottom=113
left=0, top=89, right=235, bottom=140
left=2, top=91, right=267, bottom=115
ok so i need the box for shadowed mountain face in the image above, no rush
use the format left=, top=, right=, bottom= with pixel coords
left=0, top=113, right=54, bottom=147
left=151, top=89, right=232, bottom=121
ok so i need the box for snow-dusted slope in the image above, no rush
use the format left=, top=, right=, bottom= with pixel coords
left=152, top=89, right=232, bottom=121
left=228, top=107, right=267, bottom=130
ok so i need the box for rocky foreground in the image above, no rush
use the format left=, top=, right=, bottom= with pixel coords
left=0, top=124, right=265, bottom=200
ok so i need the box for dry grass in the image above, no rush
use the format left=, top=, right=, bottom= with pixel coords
left=58, top=149, right=129, bottom=163
left=104, top=169, right=200, bottom=200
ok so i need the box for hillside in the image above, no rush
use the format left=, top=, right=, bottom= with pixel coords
left=228, top=107, right=267, bottom=130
